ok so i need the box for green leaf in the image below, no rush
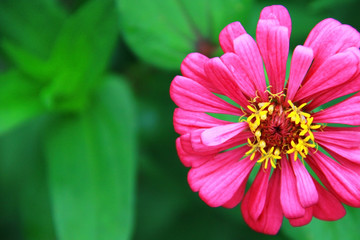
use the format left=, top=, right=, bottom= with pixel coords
left=117, top=0, right=253, bottom=69
left=0, top=70, right=45, bottom=135
left=43, top=0, right=119, bottom=112
left=282, top=206, right=360, bottom=240
left=0, top=0, right=66, bottom=63
left=45, top=75, right=137, bottom=240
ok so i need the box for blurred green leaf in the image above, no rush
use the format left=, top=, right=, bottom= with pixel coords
left=117, top=0, right=253, bottom=69
left=45, top=76, right=136, bottom=240
left=0, top=117, right=56, bottom=240
left=282, top=206, right=360, bottom=240
left=0, top=70, right=45, bottom=135
left=43, top=0, right=119, bottom=112
left=0, top=0, right=66, bottom=63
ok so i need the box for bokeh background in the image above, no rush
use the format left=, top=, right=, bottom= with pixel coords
left=0, top=0, right=359, bottom=239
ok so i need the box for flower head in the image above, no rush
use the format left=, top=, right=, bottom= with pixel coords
left=170, top=5, right=360, bottom=235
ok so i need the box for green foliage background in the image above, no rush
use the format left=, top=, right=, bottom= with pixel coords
left=0, top=0, right=359, bottom=239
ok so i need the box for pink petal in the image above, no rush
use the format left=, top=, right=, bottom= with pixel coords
left=313, top=93, right=360, bottom=125
left=307, top=151, right=360, bottom=207
left=170, top=76, right=241, bottom=115
left=314, top=130, right=360, bottom=148
left=318, top=142, right=360, bottom=165
left=247, top=168, right=271, bottom=220
left=205, top=57, right=251, bottom=108
left=201, top=122, right=248, bottom=146
left=241, top=169, right=283, bottom=235
left=312, top=179, right=346, bottom=221
left=180, top=53, right=220, bottom=93
left=188, top=147, right=255, bottom=207
left=259, top=5, right=292, bottom=38
left=304, top=20, right=360, bottom=79
left=294, top=48, right=360, bottom=102
left=306, top=73, right=360, bottom=111
left=231, top=34, right=268, bottom=100
left=257, top=22, right=289, bottom=93
left=222, top=176, right=249, bottom=208
left=280, top=156, right=305, bottom=218
left=289, top=207, right=313, bottom=227
left=286, top=46, right=314, bottom=101
left=290, top=155, right=318, bottom=208
left=173, top=108, right=229, bottom=135
left=176, top=137, right=213, bottom=167
left=219, top=21, right=246, bottom=53
left=189, top=129, right=252, bottom=154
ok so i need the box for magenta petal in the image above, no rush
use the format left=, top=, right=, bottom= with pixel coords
left=173, top=108, right=229, bottom=135
left=286, top=46, right=314, bottom=101
left=188, top=148, right=255, bottom=207
left=259, top=5, right=292, bottom=38
left=231, top=34, right=267, bottom=100
left=312, top=179, right=346, bottom=221
left=241, top=169, right=283, bottom=235
left=294, top=48, right=360, bottom=102
left=289, top=207, right=313, bottom=227
left=222, top=176, right=248, bottom=208
left=290, top=155, right=318, bottom=208
left=313, top=93, right=360, bottom=125
left=205, top=57, right=251, bottom=108
left=314, top=130, right=360, bottom=149
left=318, top=142, right=360, bottom=165
left=280, top=156, right=305, bottom=218
left=180, top=53, right=219, bottom=93
left=219, top=21, right=246, bottom=53
left=247, top=168, right=271, bottom=220
left=308, top=151, right=360, bottom=207
left=170, top=76, right=241, bottom=115
left=176, top=137, right=212, bottom=167
left=304, top=20, right=360, bottom=79
left=201, top=122, right=248, bottom=146
left=190, top=129, right=252, bottom=154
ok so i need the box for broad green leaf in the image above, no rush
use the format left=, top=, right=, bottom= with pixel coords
left=117, top=0, right=253, bottom=69
left=282, top=206, right=360, bottom=240
left=0, top=117, right=56, bottom=240
left=0, top=70, right=45, bottom=135
left=45, top=76, right=136, bottom=240
left=0, top=0, right=66, bottom=65
left=43, top=0, right=119, bottom=112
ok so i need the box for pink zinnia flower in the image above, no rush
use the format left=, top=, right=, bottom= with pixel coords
left=170, top=5, right=360, bottom=235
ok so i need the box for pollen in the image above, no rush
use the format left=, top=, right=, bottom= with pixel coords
left=246, top=94, right=321, bottom=169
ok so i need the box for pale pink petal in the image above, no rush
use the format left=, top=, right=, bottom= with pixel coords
left=231, top=34, right=268, bottom=100
left=313, top=93, right=360, bottom=125
left=219, top=21, right=246, bottom=53
left=170, top=76, right=241, bottom=115
left=176, top=137, right=213, bottom=167
left=241, top=169, right=283, bottom=235
left=314, top=130, right=360, bottom=149
left=312, top=179, right=346, bottom=221
left=201, top=122, right=248, bottom=146
left=180, top=53, right=220, bottom=93
left=188, top=147, right=255, bottom=207
left=259, top=5, right=292, bottom=38
left=304, top=20, right=360, bottom=79
left=289, top=207, right=313, bottom=227
left=257, top=22, right=289, bottom=93
left=285, top=46, right=314, bottom=101
left=173, top=108, right=229, bottom=134
left=189, top=129, right=252, bottom=154
left=205, top=57, right=251, bottom=108
left=247, top=168, right=271, bottom=220
left=307, top=151, right=360, bottom=207
left=306, top=73, right=360, bottom=111
left=290, top=155, right=318, bottom=208
left=294, top=48, right=359, bottom=102
left=280, top=156, right=305, bottom=218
